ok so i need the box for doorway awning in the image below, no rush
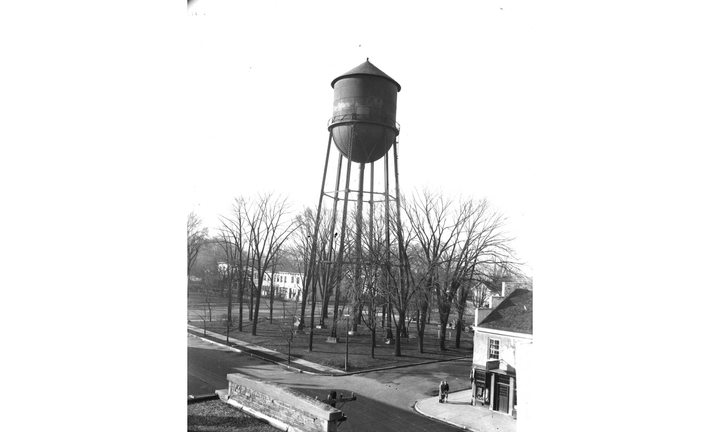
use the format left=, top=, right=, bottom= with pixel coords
left=486, top=359, right=516, bottom=376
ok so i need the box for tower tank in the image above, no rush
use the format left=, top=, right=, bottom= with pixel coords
left=328, top=59, right=401, bottom=164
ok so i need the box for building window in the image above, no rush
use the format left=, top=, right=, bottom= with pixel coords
left=488, top=338, right=500, bottom=360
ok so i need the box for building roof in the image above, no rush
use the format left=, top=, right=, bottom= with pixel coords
left=331, top=59, right=401, bottom=91
left=478, top=288, right=533, bottom=335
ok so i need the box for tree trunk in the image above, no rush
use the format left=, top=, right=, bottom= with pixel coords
left=387, top=302, right=393, bottom=338
left=321, top=273, right=332, bottom=325
left=394, top=308, right=405, bottom=357
left=319, top=282, right=328, bottom=327
left=227, top=277, right=233, bottom=329
left=331, top=289, right=341, bottom=338
left=248, top=281, right=254, bottom=323
left=308, top=269, right=318, bottom=352
left=417, top=300, right=428, bottom=354
left=427, top=295, right=432, bottom=324
left=438, top=307, right=450, bottom=351
left=353, top=301, right=362, bottom=333
left=297, top=279, right=307, bottom=331
left=454, top=308, right=465, bottom=349
left=370, top=327, right=376, bottom=359
left=237, top=281, right=243, bottom=332
left=238, top=243, right=249, bottom=332
left=308, top=271, right=318, bottom=352
left=252, top=273, right=263, bottom=335
left=269, top=281, right=275, bottom=324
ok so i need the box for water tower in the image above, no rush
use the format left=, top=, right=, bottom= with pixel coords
left=305, top=59, right=406, bottom=347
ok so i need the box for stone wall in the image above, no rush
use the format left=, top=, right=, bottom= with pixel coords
left=226, top=374, right=345, bottom=432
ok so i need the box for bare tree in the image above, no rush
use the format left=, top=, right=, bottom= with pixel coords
left=312, top=208, right=340, bottom=330
left=272, top=293, right=301, bottom=364
left=196, top=240, right=225, bottom=322
left=380, top=203, right=418, bottom=357
left=241, top=193, right=299, bottom=336
left=187, top=211, right=208, bottom=296
left=189, top=247, right=223, bottom=334
left=288, top=207, right=320, bottom=331
left=404, top=189, right=517, bottom=351
left=218, top=198, right=253, bottom=335
left=264, top=257, right=281, bottom=324
left=246, top=246, right=257, bottom=324
left=455, top=264, right=527, bottom=347
left=360, top=207, right=399, bottom=358
left=402, top=241, right=433, bottom=354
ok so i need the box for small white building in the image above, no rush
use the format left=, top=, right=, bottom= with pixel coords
left=470, top=288, right=533, bottom=420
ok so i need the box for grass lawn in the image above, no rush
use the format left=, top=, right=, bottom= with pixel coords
left=189, top=295, right=474, bottom=372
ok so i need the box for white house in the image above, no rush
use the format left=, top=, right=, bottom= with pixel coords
left=217, top=262, right=306, bottom=302
left=470, top=288, right=533, bottom=420
left=258, top=269, right=305, bottom=301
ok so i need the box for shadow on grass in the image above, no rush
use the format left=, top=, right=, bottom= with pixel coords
left=192, top=316, right=474, bottom=373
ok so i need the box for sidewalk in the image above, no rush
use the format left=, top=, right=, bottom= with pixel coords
left=188, top=324, right=346, bottom=374
left=415, top=389, right=517, bottom=432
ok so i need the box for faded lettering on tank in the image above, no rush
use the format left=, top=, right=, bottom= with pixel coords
left=333, top=101, right=353, bottom=112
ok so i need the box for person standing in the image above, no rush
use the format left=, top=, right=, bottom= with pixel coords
left=443, top=380, right=450, bottom=402
left=438, top=380, right=445, bottom=403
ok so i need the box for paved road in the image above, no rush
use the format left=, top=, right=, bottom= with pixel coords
left=188, top=334, right=468, bottom=431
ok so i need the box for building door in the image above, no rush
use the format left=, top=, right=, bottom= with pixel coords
left=496, top=383, right=510, bottom=413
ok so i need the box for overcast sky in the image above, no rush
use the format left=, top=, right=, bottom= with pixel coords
left=185, top=1, right=539, bottom=275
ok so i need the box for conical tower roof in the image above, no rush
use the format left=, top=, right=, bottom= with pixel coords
left=331, top=59, right=401, bottom=91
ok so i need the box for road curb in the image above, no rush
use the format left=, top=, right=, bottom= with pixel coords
left=413, top=395, right=475, bottom=431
